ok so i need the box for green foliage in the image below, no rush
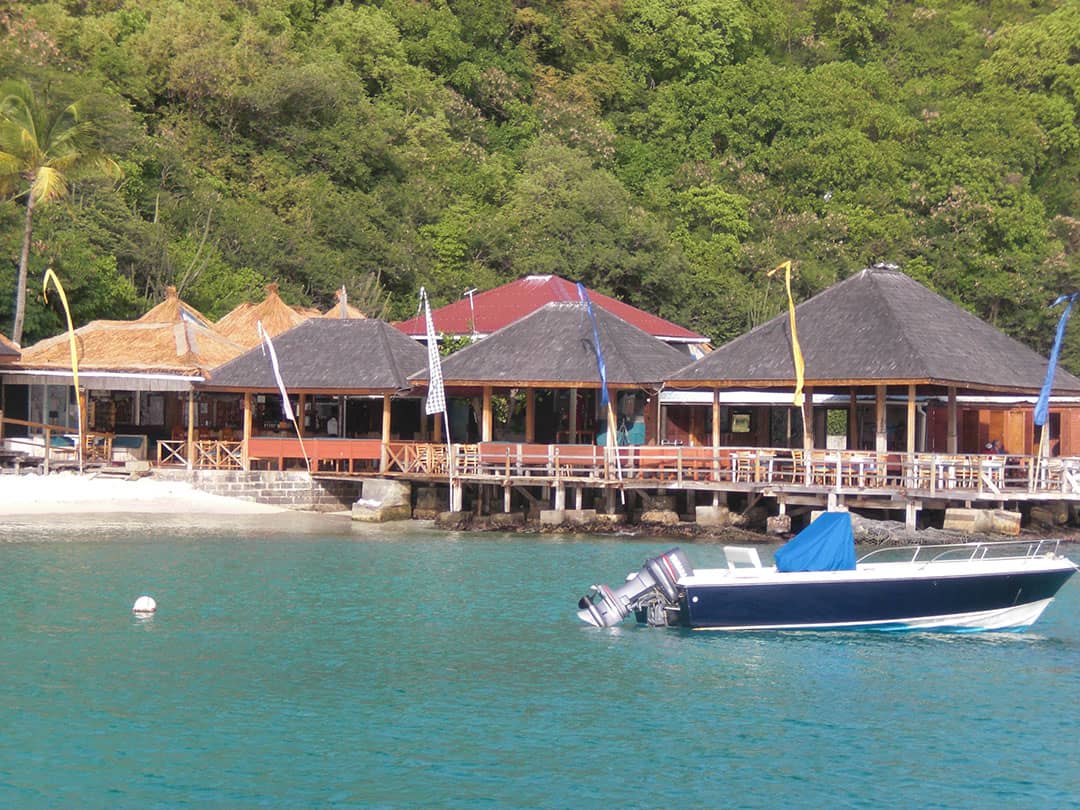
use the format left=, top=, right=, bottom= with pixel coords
left=0, top=0, right=1076, bottom=376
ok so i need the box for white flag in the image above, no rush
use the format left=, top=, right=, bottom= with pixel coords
left=257, top=321, right=295, bottom=422
left=422, top=289, right=446, bottom=416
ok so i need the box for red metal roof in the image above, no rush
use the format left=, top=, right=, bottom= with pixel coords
left=395, top=275, right=707, bottom=343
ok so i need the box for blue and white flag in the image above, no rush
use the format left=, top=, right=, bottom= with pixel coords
left=421, top=288, right=446, bottom=416
left=1034, top=293, right=1078, bottom=427
left=257, top=320, right=295, bottom=422
left=577, top=283, right=609, bottom=406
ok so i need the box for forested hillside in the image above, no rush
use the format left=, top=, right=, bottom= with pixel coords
left=1, top=1, right=1077, bottom=371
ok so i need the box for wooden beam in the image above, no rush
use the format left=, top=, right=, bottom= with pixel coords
left=848, top=387, right=857, bottom=449
left=906, top=384, right=916, bottom=455
left=525, top=389, right=535, bottom=443
left=482, top=386, right=493, bottom=442
left=568, top=387, right=578, bottom=443
left=711, top=388, right=720, bottom=448
left=380, top=394, right=391, bottom=472
left=242, top=391, right=252, bottom=470
left=875, top=385, right=887, bottom=454
left=802, top=386, right=814, bottom=450
left=947, top=386, right=957, bottom=454
left=186, top=390, right=196, bottom=471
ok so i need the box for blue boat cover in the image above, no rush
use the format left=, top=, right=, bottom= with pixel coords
left=774, top=512, right=856, bottom=572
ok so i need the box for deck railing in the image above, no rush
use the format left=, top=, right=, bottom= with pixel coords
left=139, top=431, right=1080, bottom=500
left=0, top=414, right=114, bottom=471
left=399, top=442, right=1080, bottom=499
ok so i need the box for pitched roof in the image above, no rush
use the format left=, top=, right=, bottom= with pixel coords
left=668, top=266, right=1080, bottom=394
left=215, top=284, right=312, bottom=350
left=0, top=332, right=19, bottom=362
left=202, top=318, right=426, bottom=392
left=16, top=320, right=244, bottom=375
left=413, top=301, right=690, bottom=387
left=137, top=285, right=214, bottom=327
left=394, top=274, right=708, bottom=344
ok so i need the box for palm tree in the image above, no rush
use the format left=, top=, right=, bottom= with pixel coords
left=0, top=80, right=120, bottom=345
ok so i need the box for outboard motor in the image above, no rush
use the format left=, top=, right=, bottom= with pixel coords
left=577, top=548, right=693, bottom=627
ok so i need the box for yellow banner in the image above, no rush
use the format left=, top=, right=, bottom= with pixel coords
left=767, top=261, right=805, bottom=407
left=42, top=268, right=84, bottom=469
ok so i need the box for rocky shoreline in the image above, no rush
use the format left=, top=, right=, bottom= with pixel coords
left=434, top=510, right=1080, bottom=548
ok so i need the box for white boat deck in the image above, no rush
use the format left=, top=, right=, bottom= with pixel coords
left=681, top=546, right=1077, bottom=587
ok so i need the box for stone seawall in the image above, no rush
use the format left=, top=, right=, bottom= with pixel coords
left=153, top=470, right=361, bottom=511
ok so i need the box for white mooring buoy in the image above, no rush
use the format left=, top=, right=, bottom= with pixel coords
left=132, top=595, right=157, bottom=615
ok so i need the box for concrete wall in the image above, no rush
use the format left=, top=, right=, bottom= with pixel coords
left=153, top=469, right=361, bottom=511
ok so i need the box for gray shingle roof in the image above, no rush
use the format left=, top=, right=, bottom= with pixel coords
left=202, top=319, right=426, bottom=392
left=669, top=266, right=1080, bottom=394
left=414, top=302, right=690, bottom=386
left=0, top=332, right=19, bottom=360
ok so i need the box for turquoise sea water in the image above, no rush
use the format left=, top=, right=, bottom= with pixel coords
left=0, top=514, right=1077, bottom=809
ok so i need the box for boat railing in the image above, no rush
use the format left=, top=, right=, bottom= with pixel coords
left=857, top=538, right=1066, bottom=566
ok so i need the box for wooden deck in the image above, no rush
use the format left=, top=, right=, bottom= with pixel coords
left=383, top=442, right=1080, bottom=506
left=148, top=435, right=1080, bottom=504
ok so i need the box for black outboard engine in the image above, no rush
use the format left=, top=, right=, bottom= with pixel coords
left=577, top=548, right=693, bottom=627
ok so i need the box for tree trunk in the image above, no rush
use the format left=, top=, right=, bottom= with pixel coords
left=11, top=194, right=35, bottom=346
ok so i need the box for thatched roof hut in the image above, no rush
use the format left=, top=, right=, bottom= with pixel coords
left=202, top=319, right=425, bottom=394
left=10, top=286, right=243, bottom=389
left=16, top=319, right=242, bottom=377
left=668, top=265, right=1080, bottom=395
left=322, top=287, right=366, bottom=320
left=136, top=285, right=214, bottom=328
left=413, top=301, right=689, bottom=388
left=216, top=284, right=313, bottom=350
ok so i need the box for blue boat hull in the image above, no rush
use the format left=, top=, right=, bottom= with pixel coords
left=661, top=568, right=1075, bottom=631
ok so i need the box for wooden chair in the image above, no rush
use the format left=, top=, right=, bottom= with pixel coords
left=460, top=444, right=480, bottom=475
left=732, top=451, right=754, bottom=483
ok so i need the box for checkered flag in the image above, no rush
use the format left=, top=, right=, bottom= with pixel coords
left=422, top=289, right=446, bottom=416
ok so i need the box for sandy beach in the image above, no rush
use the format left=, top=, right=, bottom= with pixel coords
left=0, top=471, right=286, bottom=516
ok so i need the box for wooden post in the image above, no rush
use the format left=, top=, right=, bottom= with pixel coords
left=875, top=385, right=888, bottom=454
left=801, top=386, right=814, bottom=450
left=433, top=404, right=443, bottom=442
left=242, top=392, right=252, bottom=470
left=906, top=384, right=916, bottom=455
left=186, top=390, right=196, bottom=471
left=525, top=389, right=536, bottom=443
left=482, top=386, right=493, bottom=442
left=298, top=393, right=306, bottom=437
left=78, top=389, right=87, bottom=470
left=568, top=387, right=578, bottom=443
left=380, top=394, right=391, bottom=472
left=848, top=387, right=858, bottom=449
left=947, top=386, right=957, bottom=454
left=711, top=389, right=720, bottom=448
